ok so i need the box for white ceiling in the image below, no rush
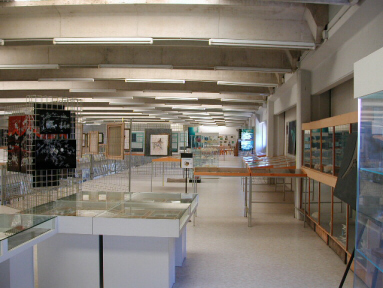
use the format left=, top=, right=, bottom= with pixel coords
left=0, top=0, right=355, bottom=126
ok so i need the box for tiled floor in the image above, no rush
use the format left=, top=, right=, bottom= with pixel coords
left=140, top=155, right=354, bottom=288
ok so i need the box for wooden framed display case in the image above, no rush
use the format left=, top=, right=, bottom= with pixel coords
left=106, top=123, right=124, bottom=160
left=301, top=111, right=358, bottom=263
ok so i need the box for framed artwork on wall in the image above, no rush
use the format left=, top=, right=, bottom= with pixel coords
left=144, top=129, right=172, bottom=156
left=150, top=134, right=169, bottom=156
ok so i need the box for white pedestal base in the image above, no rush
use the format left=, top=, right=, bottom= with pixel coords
left=103, top=235, right=176, bottom=288
left=37, top=233, right=100, bottom=288
left=0, top=246, right=34, bottom=288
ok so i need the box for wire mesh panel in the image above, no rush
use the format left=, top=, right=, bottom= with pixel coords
left=2, top=96, right=82, bottom=210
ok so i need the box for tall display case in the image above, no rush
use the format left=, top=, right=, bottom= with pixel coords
left=354, top=92, right=383, bottom=287
left=301, top=112, right=358, bottom=263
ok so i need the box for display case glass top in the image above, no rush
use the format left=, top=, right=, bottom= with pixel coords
left=0, top=214, right=55, bottom=252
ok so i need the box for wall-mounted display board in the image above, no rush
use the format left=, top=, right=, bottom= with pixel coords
left=172, top=133, right=179, bottom=153
left=131, top=132, right=144, bottom=152
left=240, top=129, right=254, bottom=151
left=106, top=123, right=124, bottom=160
left=144, top=129, right=172, bottom=157
left=287, top=120, right=296, bottom=155
left=219, top=134, right=237, bottom=147
left=89, top=131, right=99, bottom=154
left=124, top=129, right=129, bottom=150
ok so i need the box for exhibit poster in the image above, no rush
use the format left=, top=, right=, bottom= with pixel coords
left=38, top=109, right=71, bottom=134
left=180, top=152, right=194, bottom=168
left=241, top=129, right=254, bottom=151
left=150, top=134, right=169, bottom=156
left=35, top=139, right=77, bottom=170
left=7, top=116, right=22, bottom=172
left=287, top=120, right=296, bottom=155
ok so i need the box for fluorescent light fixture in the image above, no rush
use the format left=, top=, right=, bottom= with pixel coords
left=0, top=64, right=59, bottom=69
left=81, top=112, right=143, bottom=115
left=209, top=39, right=315, bottom=50
left=220, top=92, right=269, bottom=97
left=155, top=97, right=198, bottom=101
left=99, top=64, right=172, bottom=69
left=214, top=66, right=292, bottom=73
left=125, top=79, right=185, bottom=84
left=0, top=39, right=4, bottom=46
left=173, top=107, right=206, bottom=110
left=53, top=38, right=153, bottom=45
left=221, top=98, right=265, bottom=103
left=69, top=89, right=116, bottom=93
left=38, top=78, right=94, bottom=82
left=217, top=81, right=278, bottom=88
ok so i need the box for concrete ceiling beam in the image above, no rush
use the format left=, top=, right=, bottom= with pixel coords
left=0, top=45, right=293, bottom=71
left=304, top=4, right=329, bottom=44
left=0, top=69, right=278, bottom=85
left=0, top=4, right=313, bottom=43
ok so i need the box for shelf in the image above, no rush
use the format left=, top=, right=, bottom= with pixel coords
left=361, top=168, right=383, bottom=176
left=356, top=249, right=383, bottom=274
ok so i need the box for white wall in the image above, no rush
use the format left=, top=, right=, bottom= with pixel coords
left=331, top=78, right=357, bottom=116
left=255, top=117, right=266, bottom=154
left=198, top=126, right=238, bottom=135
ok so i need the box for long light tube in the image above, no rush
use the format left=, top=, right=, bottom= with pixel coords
left=215, top=66, right=292, bottom=73
left=209, top=39, right=315, bottom=50
left=0, top=64, right=59, bottom=69
left=217, top=81, right=278, bottom=87
left=99, top=64, right=172, bottom=69
left=53, top=38, right=153, bottom=45
left=69, top=89, right=116, bottom=93
left=38, top=78, right=94, bottom=82
left=125, top=79, right=185, bottom=84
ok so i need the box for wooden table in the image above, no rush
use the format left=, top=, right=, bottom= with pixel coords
left=248, top=168, right=307, bottom=226
left=151, top=157, right=181, bottom=191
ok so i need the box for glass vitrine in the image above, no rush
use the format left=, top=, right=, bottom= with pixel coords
left=311, top=129, right=321, bottom=170
left=319, top=183, right=332, bottom=233
left=309, top=179, right=319, bottom=222
left=332, top=195, right=347, bottom=248
left=354, top=92, right=383, bottom=288
left=322, top=127, right=334, bottom=174
left=97, top=202, right=191, bottom=229
left=0, top=214, right=55, bottom=252
left=303, top=130, right=311, bottom=168
left=334, top=125, right=350, bottom=176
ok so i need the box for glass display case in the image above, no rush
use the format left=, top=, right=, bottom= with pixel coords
left=332, top=196, right=347, bottom=248
left=193, top=147, right=219, bottom=167
left=334, top=125, right=350, bottom=176
left=0, top=214, right=55, bottom=252
left=309, top=179, right=319, bottom=222
left=97, top=202, right=191, bottom=229
left=354, top=92, right=383, bottom=288
left=319, top=183, right=332, bottom=233
left=311, top=129, right=321, bottom=170
left=303, top=130, right=311, bottom=168
left=322, top=127, right=334, bottom=174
